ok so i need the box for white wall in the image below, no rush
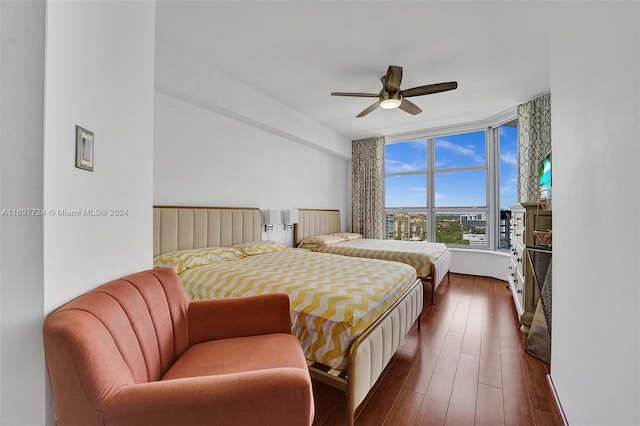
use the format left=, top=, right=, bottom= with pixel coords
left=153, top=51, right=351, bottom=244
left=450, top=249, right=510, bottom=280
left=0, top=2, right=46, bottom=424
left=0, top=1, right=156, bottom=425
left=549, top=3, right=640, bottom=425
left=43, top=1, right=156, bottom=312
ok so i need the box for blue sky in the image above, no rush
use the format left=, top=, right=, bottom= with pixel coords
left=498, top=126, right=519, bottom=209
left=385, top=127, right=518, bottom=209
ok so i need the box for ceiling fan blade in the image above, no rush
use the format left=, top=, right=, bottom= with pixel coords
left=401, top=81, right=458, bottom=98
left=331, top=92, right=379, bottom=98
left=399, top=99, right=422, bottom=115
left=384, top=66, right=403, bottom=93
left=356, top=102, right=380, bottom=118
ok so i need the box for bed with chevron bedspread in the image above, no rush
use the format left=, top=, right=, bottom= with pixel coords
left=153, top=206, right=423, bottom=425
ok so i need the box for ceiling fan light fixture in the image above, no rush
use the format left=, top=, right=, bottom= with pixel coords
left=379, top=92, right=402, bottom=109
left=380, top=98, right=401, bottom=109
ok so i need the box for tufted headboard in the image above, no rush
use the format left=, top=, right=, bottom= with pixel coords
left=294, top=209, right=341, bottom=246
left=153, top=206, right=262, bottom=257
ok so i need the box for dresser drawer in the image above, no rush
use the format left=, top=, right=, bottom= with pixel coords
left=511, top=211, right=525, bottom=243
left=507, top=258, right=525, bottom=318
left=511, top=241, right=525, bottom=273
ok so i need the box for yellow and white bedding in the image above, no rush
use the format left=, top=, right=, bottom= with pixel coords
left=155, top=243, right=417, bottom=370
left=300, top=234, right=448, bottom=278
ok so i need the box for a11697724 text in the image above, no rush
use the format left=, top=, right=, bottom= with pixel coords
left=1, top=208, right=129, bottom=217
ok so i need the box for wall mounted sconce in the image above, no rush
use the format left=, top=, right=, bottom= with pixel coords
left=263, top=209, right=282, bottom=232
left=282, top=208, right=299, bottom=231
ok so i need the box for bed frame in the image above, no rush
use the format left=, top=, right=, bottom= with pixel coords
left=294, top=208, right=451, bottom=304
left=153, top=206, right=423, bottom=425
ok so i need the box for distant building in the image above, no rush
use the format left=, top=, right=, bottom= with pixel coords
left=463, top=233, right=487, bottom=246
left=460, top=213, right=487, bottom=230
left=385, top=214, right=395, bottom=240
left=385, top=212, right=427, bottom=241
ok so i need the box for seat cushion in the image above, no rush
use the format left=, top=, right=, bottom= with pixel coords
left=162, top=333, right=307, bottom=380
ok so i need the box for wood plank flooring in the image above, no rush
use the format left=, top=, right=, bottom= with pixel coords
left=312, top=273, right=564, bottom=426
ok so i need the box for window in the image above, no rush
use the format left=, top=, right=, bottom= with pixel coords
left=434, top=130, right=487, bottom=247
left=498, top=119, right=518, bottom=249
left=385, top=120, right=517, bottom=250
left=498, top=121, right=518, bottom=209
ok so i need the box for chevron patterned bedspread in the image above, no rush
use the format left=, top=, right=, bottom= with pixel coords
left=179, top=249, right=417, bottom=369
left=310, top=239, right=448, bottom=278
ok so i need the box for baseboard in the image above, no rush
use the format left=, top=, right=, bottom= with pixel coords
left=546, top=374, right=569, bottom=425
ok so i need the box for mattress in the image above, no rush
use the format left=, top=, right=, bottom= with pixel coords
left=308, top=238, right=449, bottom=278
left=178, top=249, right=417, bottom=369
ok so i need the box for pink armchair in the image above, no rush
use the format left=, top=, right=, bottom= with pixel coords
left=43, top=267, right=314, bottom=426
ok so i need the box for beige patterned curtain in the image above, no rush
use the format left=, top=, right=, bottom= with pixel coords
left=518, top=93, right=552, bottom=203
left=351, top=137, right=385, bottom=238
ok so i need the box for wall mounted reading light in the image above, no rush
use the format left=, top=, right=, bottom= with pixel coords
left=263, top=209, right=282, bottom=232
left=282, top=208, right=299, bottom=231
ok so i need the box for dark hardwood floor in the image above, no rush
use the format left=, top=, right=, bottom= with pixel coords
left=312, top=273, right=564, bottom=426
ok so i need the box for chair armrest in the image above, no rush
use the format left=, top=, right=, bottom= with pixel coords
left=104, top=368, right=313, bottom=426
left=188, top=292, right=292, bottom=345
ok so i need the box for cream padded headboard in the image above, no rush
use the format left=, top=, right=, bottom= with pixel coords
left=294, top=209, right=341, bottom=246
left=153, top=206, right=262, bottom=257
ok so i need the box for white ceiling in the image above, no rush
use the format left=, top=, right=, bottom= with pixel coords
left=155, top=1, right=551, bottom=140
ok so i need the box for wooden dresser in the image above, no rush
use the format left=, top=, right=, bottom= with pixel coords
left=508, top=202, right=552, bottom=334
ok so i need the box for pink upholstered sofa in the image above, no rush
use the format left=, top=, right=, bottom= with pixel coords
left=43, top=267, right=314, bottom=426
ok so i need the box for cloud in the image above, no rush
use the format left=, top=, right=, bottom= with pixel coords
left=500, top=151, right=518, bottom=165
left=407, top=184, right=426, bottom=193
left=435, top=139, right=484, bottom=165
left=386, top=159, right=425, bottom=173
left=436, top=139, right=477, bottom=157
left=386, top=183, right=426, bottom=207
left=385, top=139, right=426, bottom=173
left=434, top=191, right=448, bottom=202
left=408, top=140, right=427, bottom=151
left=500, top=183, right=516, bottom=196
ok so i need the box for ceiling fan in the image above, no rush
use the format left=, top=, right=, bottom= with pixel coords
left=331, top=65, right=457, bottom=118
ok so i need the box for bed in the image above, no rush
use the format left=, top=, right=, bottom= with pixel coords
left=294, top=209, right=451, bottom=304
left=153, top=206, right=423, bottom=425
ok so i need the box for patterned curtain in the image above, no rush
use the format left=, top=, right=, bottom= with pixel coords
left=518, top=93, right=552, bottom=203
left=351, top=137, right=385, bottom=238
